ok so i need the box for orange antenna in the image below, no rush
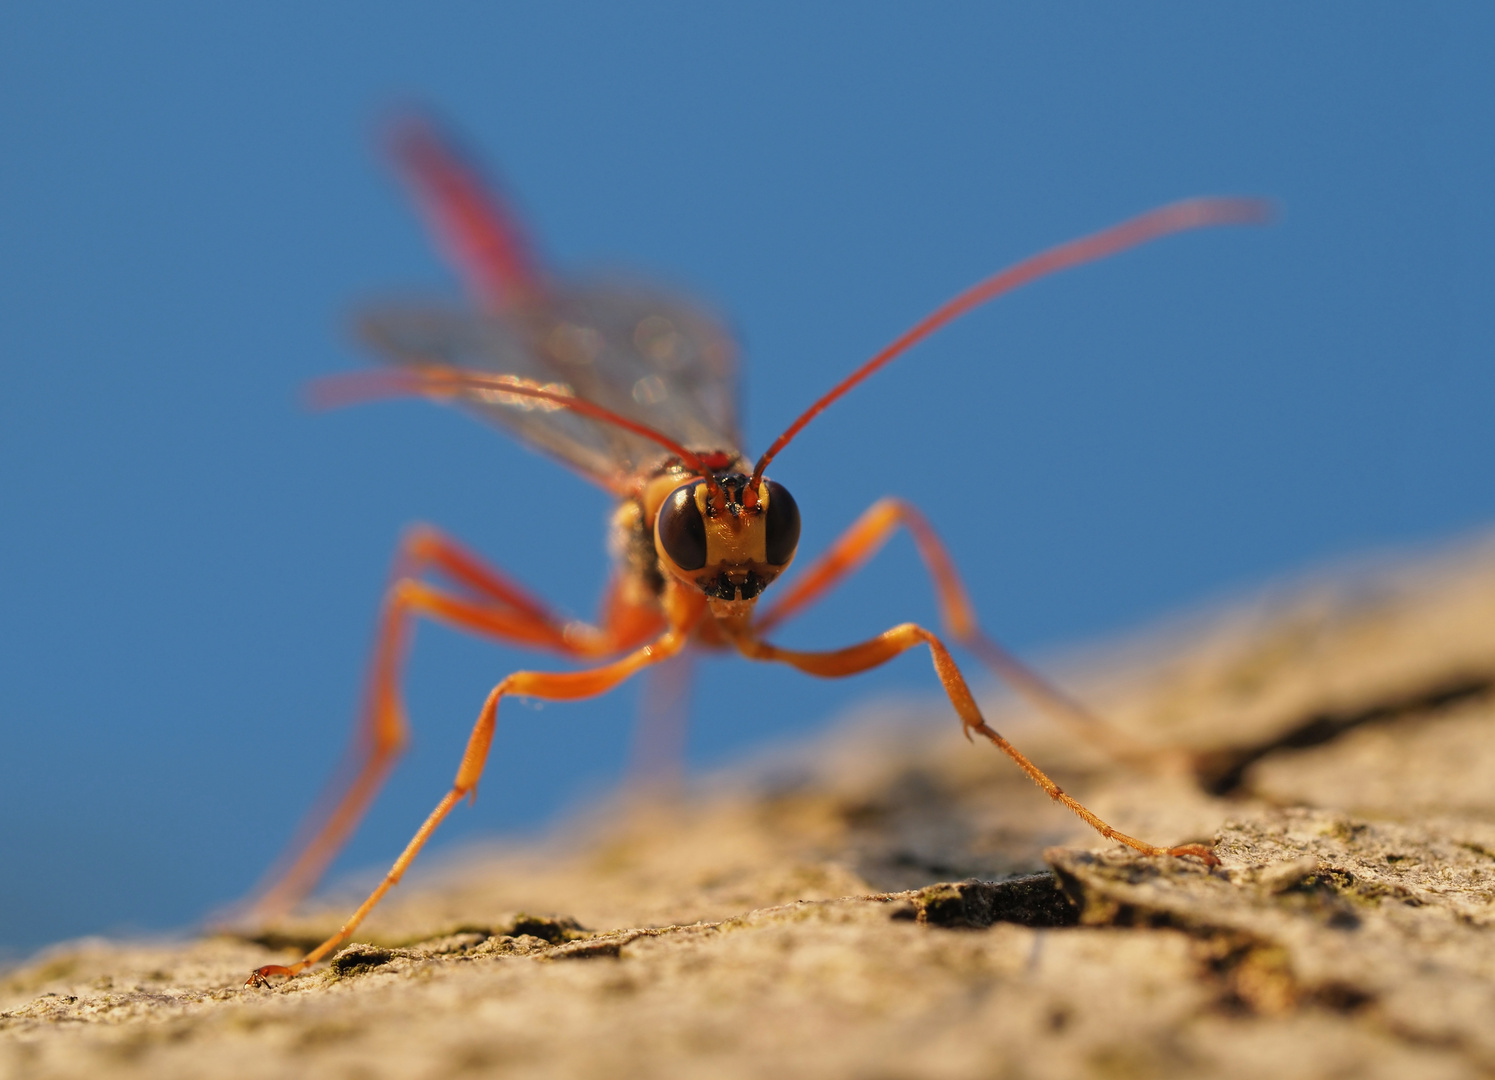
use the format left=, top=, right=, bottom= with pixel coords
left=388, top=114, right=545, bottom=311
left=750, top=196, right=1273, bottom=487
left=311, top=367, right=716, bottom=481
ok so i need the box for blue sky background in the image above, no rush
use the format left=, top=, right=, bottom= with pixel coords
left=3, top=5, right=1493, bottom=955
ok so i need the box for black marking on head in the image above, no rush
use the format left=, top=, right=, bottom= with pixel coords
left=712, top=473, right=756, bottom=518
left=739, top=569, right=765, bottom=600
left=695, top=569, right=766, bottom=601
left=696, top=572, right=729, bottom=600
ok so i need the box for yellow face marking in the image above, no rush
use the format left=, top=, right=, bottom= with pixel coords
left=692, top=480, right=769, bottom=567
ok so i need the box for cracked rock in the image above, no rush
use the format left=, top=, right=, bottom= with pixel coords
left=4, top=536, right=1495, bottom=1079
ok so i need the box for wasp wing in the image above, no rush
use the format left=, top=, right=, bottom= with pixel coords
left=358, top=281, right=742, bottom=489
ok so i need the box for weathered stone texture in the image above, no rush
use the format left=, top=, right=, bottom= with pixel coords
left=4, top=536, right=1495, bottom=1079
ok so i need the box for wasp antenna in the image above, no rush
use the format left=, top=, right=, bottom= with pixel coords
left=310, top=367, right=712, bottom=477
left=387, top=112, right=546, bottom=311
left=750, top=196, right=1273, bottom=486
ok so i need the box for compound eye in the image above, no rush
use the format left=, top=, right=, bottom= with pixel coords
left=656, top=481, right=708, bottom=571
left=763, top=480, right=800, bottom=566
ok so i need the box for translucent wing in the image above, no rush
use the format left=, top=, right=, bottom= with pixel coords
left=358, top=280, right=742, bottom=488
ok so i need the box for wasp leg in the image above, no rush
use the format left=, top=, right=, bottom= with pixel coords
left=754, top=497, right=1180, bottom=771
left=247, top=626, right=688, bottom=987
left=239, top=524, right=663, bottom=924
left=730, top=623, right=1216, bottom=866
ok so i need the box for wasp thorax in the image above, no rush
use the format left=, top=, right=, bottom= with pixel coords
left=654, top=472, right=801, bottom=602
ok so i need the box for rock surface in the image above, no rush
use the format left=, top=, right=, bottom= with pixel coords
left=4, top=536, right=1495, bottom=1079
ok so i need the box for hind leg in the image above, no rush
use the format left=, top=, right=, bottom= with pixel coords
left=248, top=624, right=689, bottom=984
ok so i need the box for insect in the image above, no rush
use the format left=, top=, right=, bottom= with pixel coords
left=245, top=117, right=1268, bottom=985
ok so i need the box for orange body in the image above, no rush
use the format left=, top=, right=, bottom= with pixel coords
left=243, top=117, right=1267, bottom=986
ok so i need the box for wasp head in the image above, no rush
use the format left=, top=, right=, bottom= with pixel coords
left=653, top=472, right=801, bottom=613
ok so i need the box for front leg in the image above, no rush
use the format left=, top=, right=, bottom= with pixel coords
left=731, top=622, right=1216, bottom=865
left=755, top=497, right=1181, bottom=771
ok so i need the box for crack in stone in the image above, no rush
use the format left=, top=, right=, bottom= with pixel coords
left=1194, top=673, right=1493, bottom=795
